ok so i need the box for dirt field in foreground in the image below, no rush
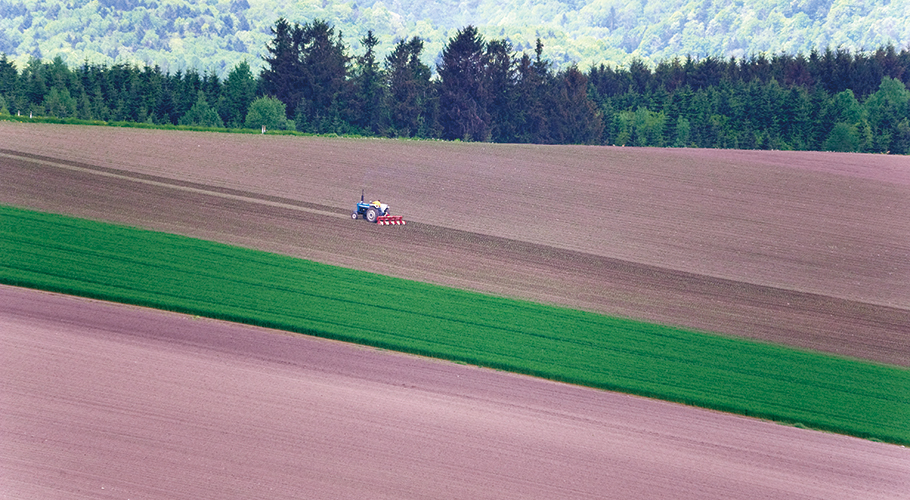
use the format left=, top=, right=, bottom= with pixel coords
left=2, top=123, right=909, bottom=499
left=2, top=285, right=907, bottom=500
left=1, top=122, right=908, bottom=365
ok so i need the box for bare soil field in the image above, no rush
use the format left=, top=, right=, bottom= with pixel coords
left=1, top=122, right=908, bottom=365
left=2, top=285, right=908, bottom=500
left=2, top=123, right=909, bottom=498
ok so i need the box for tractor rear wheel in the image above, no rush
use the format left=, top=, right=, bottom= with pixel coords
left=365, top=207, right=379, bottom=223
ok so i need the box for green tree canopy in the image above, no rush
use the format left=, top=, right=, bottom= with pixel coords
left=244, top=95, right=292, bottom=130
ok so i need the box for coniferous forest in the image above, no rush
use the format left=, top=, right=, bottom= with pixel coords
left=2, top=18, right=909, bottom=154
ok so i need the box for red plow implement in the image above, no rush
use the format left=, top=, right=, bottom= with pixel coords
left=376, top=215, right=406, bottom=226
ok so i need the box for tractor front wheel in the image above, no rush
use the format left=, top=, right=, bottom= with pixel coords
left=365, top=207, right=379, bottom=223
left=351, top=212, right=358, bottom=219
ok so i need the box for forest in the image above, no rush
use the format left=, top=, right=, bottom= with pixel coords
left=2, top=18, right=909, bottom=154
left=2, top=0, right=908, bottom=78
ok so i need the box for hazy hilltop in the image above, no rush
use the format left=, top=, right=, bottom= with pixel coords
left=1, top=0, right=908, bottom=76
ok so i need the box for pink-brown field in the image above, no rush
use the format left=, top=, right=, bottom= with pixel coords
left=3, top=285, right=908, bottom=499
left=1, top=122, right=908, bottom=498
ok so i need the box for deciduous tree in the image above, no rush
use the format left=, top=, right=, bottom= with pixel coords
left=244, top=95, right=292, bottom=130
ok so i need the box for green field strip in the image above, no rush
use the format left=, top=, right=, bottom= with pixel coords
left=2, top=205, right=909, bottom=445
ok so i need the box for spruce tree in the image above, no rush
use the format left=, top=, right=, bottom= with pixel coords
left=220, top=60, right=257, bottom=127
left=385, top=37, right=432, bottom=137
left=437, top=26, right=491, bottom=141
left=350, top=30, right=387, bottom=135
left=260, top=17, right=305, bottom=118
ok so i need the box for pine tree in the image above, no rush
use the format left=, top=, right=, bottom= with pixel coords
left=547, top=66, right=604, bottom=145
left=513, top=40, right=551, bottom=143
left=260, top=17, right=305, bottom=118
left=22, top=58, right=47, bottom=113
left=294, top=19, right=351, bottom=133
left=437, top=26, right=491, bottom=141
left=0, top=55, right=21, bottom=114
left=385, top=37, right=433, bottom=137
left=350, top=30, right=387, bottom=135
left=178, top=90, right=224, bottom=127
left=42, top=87, right=78, bottom=118
left=220, top=60, right=257, bottom=127
left=485, top=38, right=518, bottom=143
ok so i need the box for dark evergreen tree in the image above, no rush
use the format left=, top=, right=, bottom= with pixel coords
left=779, top=86, right=812, bottom=149
left=219, top=60, right=257, bottom=127
left=0, top=53, right=21, bottom=113
left=156, top=70, right=179, bottom=124
left=260, top=17, right=305, bottom=117
left=653, top=57, right=687, bottom=92
left=385, top=37, right=433, bottom=137
left=513, top=40, right=551, bottom=143
left=588, top=63, right=624, bottom=98
left=44, top=56, right=78, bottom=94
left=138, top=65, right=165, bottom=123
left=627, top=58, right=652, bottom=94
left=349, top=30, right=387, bottom=135
left=485, top=38, right=518, bottom=142
left=294, top=19, right=351, bottom=133
left=546, top=65, right=603, bottom=145
left=77, top=62, right=111, bottom=120
left=437, top=26, right=491, bottom=141
left=689, top=56, right=723, bottom=91
left=22, top=58, right=47, bottom=114
left=175, top=69, right=202, bottom=120
left=179, top=90, right=224, bottom=127
left=201, top=69, right=222, bottom=115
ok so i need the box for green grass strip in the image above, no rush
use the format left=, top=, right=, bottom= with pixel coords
left=2, top=205, right=908, bottom=445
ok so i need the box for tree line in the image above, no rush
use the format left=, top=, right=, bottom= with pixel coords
left=2, top=18, right=909, bottom=154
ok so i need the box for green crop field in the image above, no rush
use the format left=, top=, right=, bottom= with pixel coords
left=2, top=204, right=909, bottom=445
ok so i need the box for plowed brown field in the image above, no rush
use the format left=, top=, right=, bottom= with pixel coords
left=1, top=122, right=909, bottom=498
left=3, top=285, right=909, bottom=499
left=1, top=122, right=908, bottom=365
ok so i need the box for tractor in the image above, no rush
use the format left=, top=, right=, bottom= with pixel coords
left=352, top=191, right=406, bottom=225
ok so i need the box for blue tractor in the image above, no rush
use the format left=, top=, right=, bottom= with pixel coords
left=352, top=191, right=404, bottom=224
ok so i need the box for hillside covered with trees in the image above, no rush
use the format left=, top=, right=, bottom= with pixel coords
left=1, top=0, right=908, bottom=76
left=2, top=19, right=909, bottom=154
